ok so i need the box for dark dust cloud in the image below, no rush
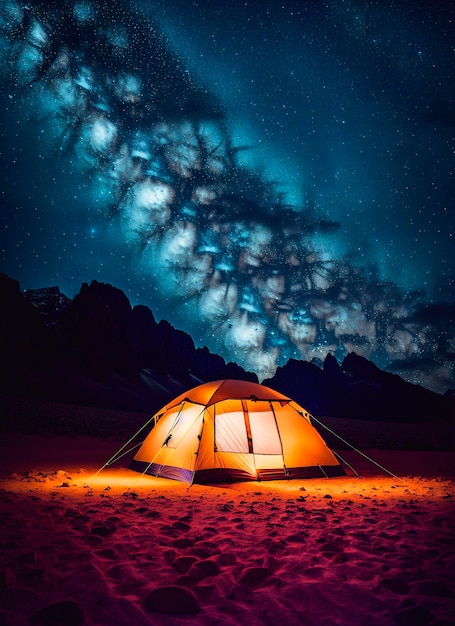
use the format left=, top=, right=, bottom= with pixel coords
left=0, top=0, right=454, bottom=392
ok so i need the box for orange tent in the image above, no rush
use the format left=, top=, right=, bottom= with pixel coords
left=129, top=379, right=345, bottom=484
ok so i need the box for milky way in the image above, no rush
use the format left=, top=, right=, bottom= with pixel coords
left=1, top=0, right=454, bottom=392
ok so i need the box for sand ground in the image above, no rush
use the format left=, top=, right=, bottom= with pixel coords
left=1, top=428, right=454, bottom=626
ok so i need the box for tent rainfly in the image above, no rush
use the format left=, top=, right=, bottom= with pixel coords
left=129, top=379, right=345, bottom=484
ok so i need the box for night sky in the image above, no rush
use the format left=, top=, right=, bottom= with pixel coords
left=1, top=0, right=454, bottom=393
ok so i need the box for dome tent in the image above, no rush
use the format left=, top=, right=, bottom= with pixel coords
left=129, top=379, right=345, bottom=484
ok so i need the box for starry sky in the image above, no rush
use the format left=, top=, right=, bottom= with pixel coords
left=1, top=0, right=454, bottom=393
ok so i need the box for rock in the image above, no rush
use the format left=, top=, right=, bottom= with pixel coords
left=30, top=600, right=84, bottom=625
left=285, top=533, right=307, bottom=544
left=416, top=580, right=454, bottom=597
left=238, top=566, right=271, bottom=587
left=394, top=605, right=434, bottom=625
left=172, top=521, right=191, bottom=531
left=171, top=556, right=198, bottom=574
left=170, top=537, right=193, bottom=549
left=187, top=558, right=220, bottom=581
left=0, top=609, right=28, bottom=626
left=320, top=542, right=342, bottom=554
left=332, top=552, right=349, bottom=564
left=94, top=548, right=118, bottom=560
left=0, top=566, right=15, bottom=589
left=1, top=586, right=42, bottom=613
left=144, top=585, right=201, bottom=615
left=381, top=577, right=410, bottom=595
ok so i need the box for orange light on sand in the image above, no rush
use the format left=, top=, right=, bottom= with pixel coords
left=87, top=468, right=168, bottom=491
left=0, top=467, right=173, bottom=497
left=1, top=465, right=453, bottom=514
left=85, top=468, right=446, bottom=506
left=2, top=449, right=453, bottom=506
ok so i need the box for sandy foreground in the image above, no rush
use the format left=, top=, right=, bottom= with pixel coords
left=0, top=433, right=454, bottom=626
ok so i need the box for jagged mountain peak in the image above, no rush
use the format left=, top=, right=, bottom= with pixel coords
left=1, top=273, right=453, bottom=422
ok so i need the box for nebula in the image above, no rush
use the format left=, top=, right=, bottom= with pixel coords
left=0, top=0, right=453, bottom=392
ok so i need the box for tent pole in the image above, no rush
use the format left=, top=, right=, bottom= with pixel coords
left=152, top=402, right=188, bottom=479
left=270, top=401, right=288, bottom=480
left=189, top=415, right=206, bottom=488
left=319, top=464, right=329, bottom=478
left=310, top=415, right=403, bottom=481
left=122, top=405, right=207, bottom=492
left=142, top=404, right=206, bottom=484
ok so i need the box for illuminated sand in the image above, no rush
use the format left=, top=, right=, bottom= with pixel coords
left=1, top=435, right=454, bottom=626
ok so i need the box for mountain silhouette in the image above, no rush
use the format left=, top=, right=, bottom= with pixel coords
left=1, top=272, right=453, bottom=422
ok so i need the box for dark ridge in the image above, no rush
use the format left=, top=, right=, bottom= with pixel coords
left=1, top=272, right=453, bottom=423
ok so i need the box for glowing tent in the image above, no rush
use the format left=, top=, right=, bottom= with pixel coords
left=129, top=379, right=345, bottom=484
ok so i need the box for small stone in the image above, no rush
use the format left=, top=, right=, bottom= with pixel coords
left=0, top=609, right=28, bottom=625
left=187, top=558, right=220, bottom=581
left=238, top=566, right=271, bottom=587
left=320, top=542, right=342, bottom=554
left=30, top=600, right=84, bottom=625
left=332, top=552, right=349, bottom=564
left=381, top=577, right=410, bottom=595
left=394, top=605, right=434, bottom=625
left=144, top=585, right=201, bottom=615
left=0, top=566, right=15, bottom=589
left=285, top=533, right=307, bottom=544
left=170, top=537, right=193, bottom=549
left=416, top=580, right=454, bottom=598
left=172, top=521, right=191, bottom=531
left=171, top=556, right=198, bottom=574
